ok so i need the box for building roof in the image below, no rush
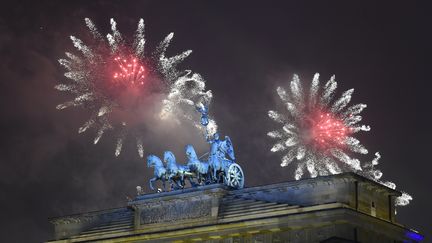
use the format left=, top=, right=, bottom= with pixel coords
left=48, top=173, right=422, bottom=242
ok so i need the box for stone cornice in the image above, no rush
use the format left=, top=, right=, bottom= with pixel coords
left=129, top=184, right=227, bottom=207
left=228, top=172, right=401, bottom=197
left=49, top=215, right=95, bottom=226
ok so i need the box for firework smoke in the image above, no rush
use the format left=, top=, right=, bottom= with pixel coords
left=268, top=73, right=411, bottom=206
left=56, top=18, right=214, bottom=157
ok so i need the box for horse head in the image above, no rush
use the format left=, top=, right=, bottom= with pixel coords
left=163, top=151, right=177, bottom=167
left=185, top=144, right=198, bottom=161
left=147, top=155, right=162, bottom=168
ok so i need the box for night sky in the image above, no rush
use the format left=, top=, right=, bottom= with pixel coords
left=0, top=1, right=431, bottom=242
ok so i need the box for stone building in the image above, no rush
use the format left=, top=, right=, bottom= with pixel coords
left=48, top=173, right=424, bottom=242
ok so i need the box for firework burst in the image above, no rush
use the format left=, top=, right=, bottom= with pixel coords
left=56, top=18, right=213, bottom=157
left=267, top=74, right=380, bottom=179
left=268, top=73, right=371, bottom=179
left=268, top=73, right=411, bottom=206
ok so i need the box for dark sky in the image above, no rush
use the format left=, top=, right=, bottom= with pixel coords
left=0, top=1, right=431, bottom=242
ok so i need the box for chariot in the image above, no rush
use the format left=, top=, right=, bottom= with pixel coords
left=146, top=136, right=245, bottom=191
left=146, top=103, right=244, bottom=191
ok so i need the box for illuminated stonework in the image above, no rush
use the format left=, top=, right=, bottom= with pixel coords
left=47, top=173, right=423, bottom=243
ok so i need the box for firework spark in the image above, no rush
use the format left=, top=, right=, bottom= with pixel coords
left=360, top=152, right=412, bottom=206
left=56, top=18, right=213, bottom=157
left=113, top=57, right=146, bottom=85
left=268, top=73, right=411, bottom=206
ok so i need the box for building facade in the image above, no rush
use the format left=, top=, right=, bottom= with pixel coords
left=48, top=173, right=423, bottom=242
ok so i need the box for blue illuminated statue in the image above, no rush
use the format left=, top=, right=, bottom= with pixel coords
left=207, top=133, right=236, bottom=182
left=164, top=151, right=196, bottom=190
left=146, top=155, right=167, bottom=192
left=146, top=103, right=244, bottom=192
left=185, top=144, right=210, bottom=184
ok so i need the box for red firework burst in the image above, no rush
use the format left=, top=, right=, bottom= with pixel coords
left=311, top=112, right=351, bottom=149
left=113, top=56, right=146, bottom=86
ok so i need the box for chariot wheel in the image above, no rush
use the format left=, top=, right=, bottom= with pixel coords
left=225, top=163, right=244, bottom=189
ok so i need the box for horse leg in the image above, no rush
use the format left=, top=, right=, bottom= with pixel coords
left=179, top=178, right=185, bottom=189
left=213, top=167, right=217, bottom=182
left=217, top=167, right=224, bottom=183
left=149, top=177, right=156, bottom=191
left=202, top=173, right=206, bottom=185
left=181, top=174, right=186, bottom=188
left=200, top=174, right=205, bottom=185
left=189, top=176, right=197, bottom=187
left=169, top=177, right=175, bottom=191
left=171, top=178, right=181, bottom=190
left=207, top=172, right=212, bottom=184
left=191, top=176, right=197, bottom=187
left=161, top=177, right=166, bottom=192
left=172, top=178, right=177, bottom=190
left=216, top=167, right=221, bottom=183
left=196, top=173, right=202, bottom=186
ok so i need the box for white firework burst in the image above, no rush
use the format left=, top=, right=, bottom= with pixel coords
left=56, top=18, right=213, bottom=157
left=268, top=73, right=412, bottom=206
left=268, top=73, right=374, bottom=179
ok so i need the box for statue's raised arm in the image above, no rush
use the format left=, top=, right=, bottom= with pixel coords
left=196, top=102, right=215, bottom=143
left=196, top=103, right=209, bottom=127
